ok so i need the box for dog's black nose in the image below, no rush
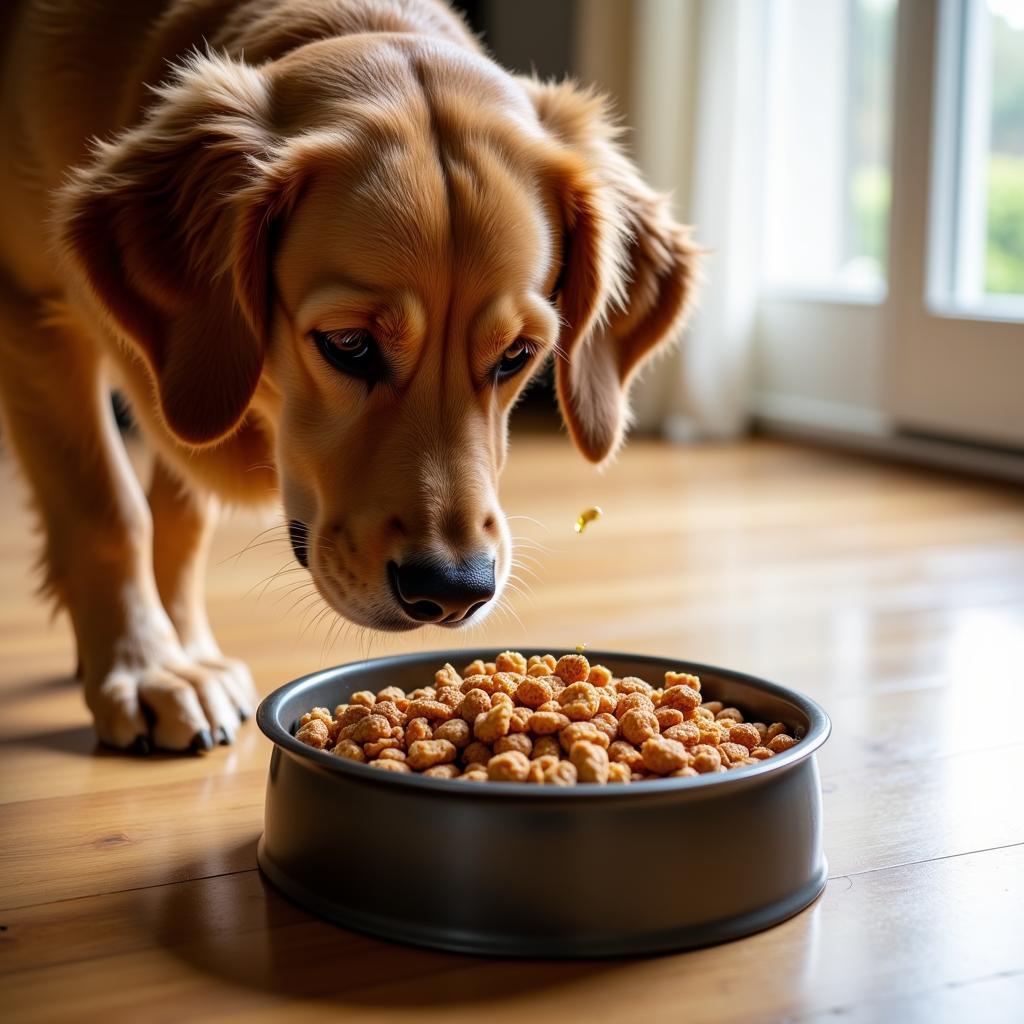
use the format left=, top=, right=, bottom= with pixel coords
left=289, top=520, right=309, bottom=568
left=388, top=557, right=495, bottom=624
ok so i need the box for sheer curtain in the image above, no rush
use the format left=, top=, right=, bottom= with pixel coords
left=573, top=0, right=768, bottom=441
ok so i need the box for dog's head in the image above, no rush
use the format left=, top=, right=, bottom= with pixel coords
left=58, top=42, right=698, bottom=630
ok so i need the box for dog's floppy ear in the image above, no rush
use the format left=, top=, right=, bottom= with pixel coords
left=57, top=53, right=281, bottom=446
left=523, top=78, right=700, bottom=463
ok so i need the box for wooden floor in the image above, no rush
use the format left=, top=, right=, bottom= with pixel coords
left=2, top=433, right=1023, bottom=1022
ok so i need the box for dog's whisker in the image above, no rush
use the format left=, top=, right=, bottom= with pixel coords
left=249, top=560, right=307, bottom=601
left=506, top=514, right=550, bottom=532
left=220, top=521, right=289, bottom=565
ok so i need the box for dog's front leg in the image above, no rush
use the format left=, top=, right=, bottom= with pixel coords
left=148, top=457, right=256, bottom=739
left=0, top=298, right=243, bottom=752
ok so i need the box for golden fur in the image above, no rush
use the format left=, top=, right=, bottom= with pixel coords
left=0, top=0, right=697, bottom=751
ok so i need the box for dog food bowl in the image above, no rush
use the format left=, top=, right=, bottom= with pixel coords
left=257, top=649, right=830, bottom=957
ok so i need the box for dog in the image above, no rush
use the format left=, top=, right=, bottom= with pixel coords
left=0, top=0, right=697, bottom=753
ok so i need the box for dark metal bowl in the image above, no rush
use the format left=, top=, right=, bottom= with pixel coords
left=257, top=649, right=830, bottom=957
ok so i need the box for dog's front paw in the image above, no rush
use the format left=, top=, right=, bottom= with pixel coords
left=85, top=648, right=256, bottom=754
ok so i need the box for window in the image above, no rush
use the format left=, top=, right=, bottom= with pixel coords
left=763, top=0, right=898, bottom=296
left=930, top=0, right=1024, bottom=312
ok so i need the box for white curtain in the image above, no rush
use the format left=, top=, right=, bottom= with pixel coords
left=573, top=0, right=768, bottom=441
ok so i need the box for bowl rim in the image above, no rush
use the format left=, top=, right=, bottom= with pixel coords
left=257, top=648, right=831, bottom=798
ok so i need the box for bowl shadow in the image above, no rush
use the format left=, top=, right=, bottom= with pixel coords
left=149, top=840, right=640, bottom=1009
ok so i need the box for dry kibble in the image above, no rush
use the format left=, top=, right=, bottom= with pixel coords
left=528, top=710, right=571, bottom=735
left=495, top=650, right=528, bottom=674
left=475, top=704, right=513, bottom=742
left=459, top=689, right=492, bottom=722
left=494, top=733, right=533, bottom=757
left=698, top=720, right=725, bottom=746
left=405, top=718, right=433, bottom=744
left=591, top=712, right=620, bottom=743
left=509, top=705, right=533, bottom=733
left=555, top=653, right=591, bottom=684
left=608, top=740, right=644, bottom=770
left=543, top=760, right=578, bottom=786
left=338, top=704, right=370, bottom=728
left=296, top=652, right=801, bottom=785
left=487, top=750, right=531, bottom=782
left=363, top=737, right=401, bottom=758
left=299, top=707, right=333, bottom=729
left=641, top=737, right=690, bottom=774
left=665, top=671, right=701, bottom=691
left=620, top=707, right=660, bottom=746
left=559, top=682, right=600, bottom=721
left=461, top=673, right=495, bottom=695
left=491, top=672, right=523, bottom=697
left=341, top=714, right=392, bottom=744
left=331, top=738, right=367, bottom=762
left=435, top=663, right=463, bottom=688
left=527, top=754, right=558, bottom=784
left=559, top=721, right=611, bottom=751
left=463, top=741, right=493, bottom=765
left=368, top=758, right=411, bottom=772
left=730, top=723, right=761, bottom=751
left=532, top=735, right=561, bottom=760
left=719, top=742, right=750, bottom=765
left=655, top=707, right=685, bottom=730
left=691, top=744, right=723, bottom=773
left=570, top=740, right=610, bottom=783
left=616, top=691, right=655, bottom=717
left=663, top=721, right=701, bottom=746
left=295, top=718, right=330, bottom=749
left=516, top=676, right=554, bottom=709
left=434, top=718, right=471, bottom=748
left=435, top=686, right=463, bottom=709
left=406, top=739, right=457, bottom=770
left=661, top=685, right=702, bottom=714
left=405, top=699, right=454, bottom=722
left=372, top=700, right=405, bottom=727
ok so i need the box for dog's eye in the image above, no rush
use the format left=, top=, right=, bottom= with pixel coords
left=495, top=340, right=534, bottom=382
left=311, top=329, right=383, bottom=383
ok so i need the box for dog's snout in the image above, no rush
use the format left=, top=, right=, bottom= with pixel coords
left=388, top=556, right=496, bottom=624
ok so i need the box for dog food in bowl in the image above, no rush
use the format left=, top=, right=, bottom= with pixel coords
left=293, top=650, right=803, bottom=784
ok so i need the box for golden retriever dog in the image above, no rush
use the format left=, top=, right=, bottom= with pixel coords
left=0, top=0, right=697, bottom=753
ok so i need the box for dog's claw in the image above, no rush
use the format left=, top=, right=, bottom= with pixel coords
left=238, top=708, right=251, bottom=722
left=190, top=729, right=215, bottom=753
left=217, top=726, right=231, bottom=746
left=129, top=735, right=152, bottom=756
